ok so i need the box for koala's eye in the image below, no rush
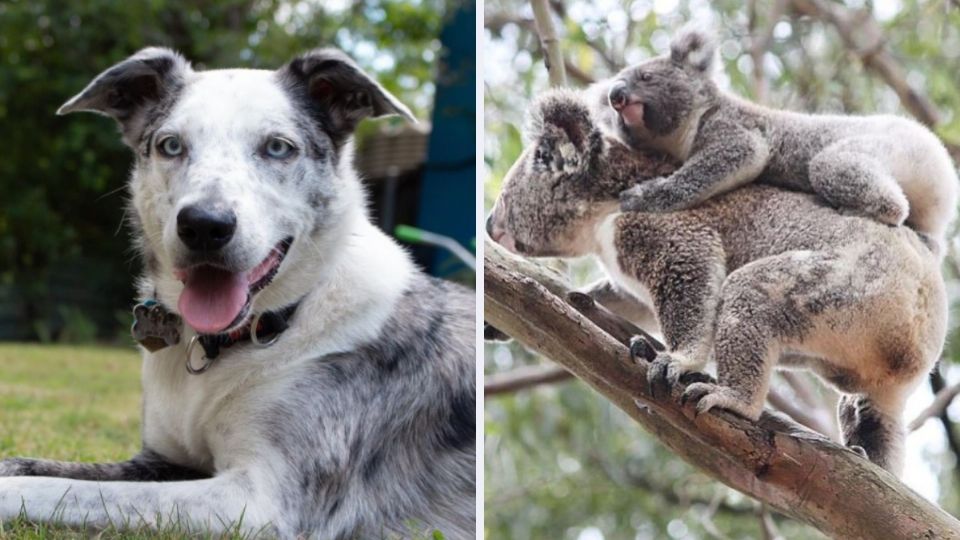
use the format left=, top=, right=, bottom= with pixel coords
left=157, top=135, right=184, bottom=158
left=264, top=137, right=297, bottom=159
left=639, top=72, right=653, bottom=82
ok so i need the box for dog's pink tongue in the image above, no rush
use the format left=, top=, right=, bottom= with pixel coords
left=178, top=267, right=247, bottom=334
left=621, top=103, right=644, bottom=127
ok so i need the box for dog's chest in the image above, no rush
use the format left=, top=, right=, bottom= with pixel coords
left=138, top=344, right=304, bottom=471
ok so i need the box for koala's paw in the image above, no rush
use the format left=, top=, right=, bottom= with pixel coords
left=848, top=445, right=869, bottom=460
left=681, top=383, right=762, bottom=420
left=628, top=335, right=658, bottom=364
left=619, top=184, right=648, bottom=212
left=867, top=197, right=909, bottom=228
left=645, top=352, right=703, bottom=399
left=619, top=178, right=676, bottom=212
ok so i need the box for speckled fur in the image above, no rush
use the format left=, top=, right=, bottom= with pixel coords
left=1, top=48, right=474, bottom=538
left=589, top=27, right=959, bottom=253
left=488, top=89, right=949, bottom=476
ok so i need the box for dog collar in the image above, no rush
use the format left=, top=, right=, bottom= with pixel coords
left=131, top=298, right=301, bottom=374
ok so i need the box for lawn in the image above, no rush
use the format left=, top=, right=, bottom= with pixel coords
left=0, top=344, right=235, bottom=539
left=0, top=344, right=142, bottom=464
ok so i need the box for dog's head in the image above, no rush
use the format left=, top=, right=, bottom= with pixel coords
left=59, top=47, right=414, bottom=334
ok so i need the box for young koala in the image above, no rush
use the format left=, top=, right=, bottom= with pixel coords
left=590, top=26, right=959, bottom=251
left=487, top=88, right=949, bottom=476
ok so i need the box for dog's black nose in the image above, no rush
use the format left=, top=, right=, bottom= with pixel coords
left=177, top=205, right=237, bottom=252
left=608, top=82, right=629, bottom=111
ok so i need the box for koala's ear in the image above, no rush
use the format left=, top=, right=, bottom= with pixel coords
left=526, top=89, right=597, bottom=150
left=58, top=47, right=192, bottom=145
left=525, top=89, right=603, bottom=176
left=278, top=48, right=415, bottom=143
left=669, top=26, right=717, bottom=72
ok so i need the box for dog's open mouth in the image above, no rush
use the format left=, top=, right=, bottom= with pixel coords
left=176, top=237, right=293, bottom=334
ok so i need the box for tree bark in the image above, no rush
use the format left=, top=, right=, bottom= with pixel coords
left=484, top=238, right=960, bottom=539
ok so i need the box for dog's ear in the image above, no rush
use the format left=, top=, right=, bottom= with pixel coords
left=57, top=47, right=192, bottom=145
left=279, top=48, right=415, bottom=143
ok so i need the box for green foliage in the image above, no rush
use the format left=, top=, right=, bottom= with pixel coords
left=484, top=0, right=960, bottom=537
left=0, top=0, right=447, bottom=340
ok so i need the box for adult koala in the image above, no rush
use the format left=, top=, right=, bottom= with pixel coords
left=486, top=89, right=948, bottom=476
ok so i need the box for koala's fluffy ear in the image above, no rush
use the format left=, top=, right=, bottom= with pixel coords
left=525, top=89, right=603, bottom=175
left=526, top=89, right=597, bottom=150
left=670, top=26, right=717, bottom=72
left=279, top=48, right=415, bottom=144
left=58, top=47, right=192, bottom=145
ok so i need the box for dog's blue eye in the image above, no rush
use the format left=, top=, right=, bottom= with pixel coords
left=158, top=136, right=183, bottom=157
left=265, top=138, right=295, bottom=159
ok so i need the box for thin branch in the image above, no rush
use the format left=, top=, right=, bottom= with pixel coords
left=909, top=379, right=960, bottom=431
left=749, top=0, right=789, bottom=103
left=485, top=364, right=571, bottom=396
left=563, top=61, right=596, bottom=85
left=766, top=388, right=833, bottom=438
left=530, top=0, right=568, bottom=87
left=780, top=371, right=820, bottom=409
left=789, top=0, right=941, bottom=126
left=758, top=503, right=786, bottom=540
left=484, top=238, right=960, bottom=538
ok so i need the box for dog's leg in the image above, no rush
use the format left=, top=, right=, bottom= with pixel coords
left=0, top=451, right=207, bottom=481
left=0, top=469, right=280, bottom=534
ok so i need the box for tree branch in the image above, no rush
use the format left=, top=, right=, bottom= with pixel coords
left=530, top=0, right=568, bottom=87
left=485, top=364, right=571, bottom=396
left=484, top=238, right=960, bottom=538
left=789, top=0, right=941, bottom=126
left=909, top=378, right=960, bottom=432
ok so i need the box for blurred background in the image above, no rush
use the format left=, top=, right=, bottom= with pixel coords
left=484, top=0, right=960, bottom=538
left=0, top=0, right=476, bottom=345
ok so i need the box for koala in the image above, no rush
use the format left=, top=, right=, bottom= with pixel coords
left=589, top=26, right=959, bottom=253
left=487, top=89, right=949, bottom=476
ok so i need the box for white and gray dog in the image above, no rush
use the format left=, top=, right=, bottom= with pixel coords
left=0, top=47, right=476, bottom=538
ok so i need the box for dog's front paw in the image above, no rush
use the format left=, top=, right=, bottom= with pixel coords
left=681, top=383, right=762, bottom=421
left=0, top=458, right=30, bottom=477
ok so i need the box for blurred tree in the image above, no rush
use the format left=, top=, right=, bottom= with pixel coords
left=0, top=0, right=448, bottom=340
left=484, top=0, right=960, bottom=538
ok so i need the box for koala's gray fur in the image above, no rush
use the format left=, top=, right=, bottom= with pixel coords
left=589, top=26, right=959, bottom=253
left=487, top=89, right=949, bottom=476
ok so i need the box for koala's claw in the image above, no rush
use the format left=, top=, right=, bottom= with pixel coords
left=628, top=335, right=657, bottom=364
left=681, top=383, right=761, bottom=420
left=848, top=444, right=869, bottom=459
left=646, top=352, right=695, bottom=399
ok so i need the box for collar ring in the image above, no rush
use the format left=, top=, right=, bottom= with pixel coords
left=185, top=335, right=214, bottom=375
left=250, top=312, right=281, bottom=348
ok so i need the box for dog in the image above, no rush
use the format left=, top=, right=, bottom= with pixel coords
left=0, top=47, right=476, bottom=539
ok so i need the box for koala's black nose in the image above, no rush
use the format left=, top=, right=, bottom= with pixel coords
left=177, top=204, right=237, bottom=252
left=609, top=82, right=629, bottom=111
left=485, top=212, right=495, bottom=237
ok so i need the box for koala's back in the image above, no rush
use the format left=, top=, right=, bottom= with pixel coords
left=718, top=96, right=959, bottom=242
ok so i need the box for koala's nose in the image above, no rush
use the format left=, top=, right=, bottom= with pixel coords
left=177, top=204, right=237, bottom=252
left=609, top=82, right=629, bottom=111
left=485, top=212, right=496, bottom=238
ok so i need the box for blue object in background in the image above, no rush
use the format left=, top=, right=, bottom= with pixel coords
left=416, top=0, right=476, bottom=276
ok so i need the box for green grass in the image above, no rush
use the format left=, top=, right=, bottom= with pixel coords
left=0, top=344, right=142, bottom=464
left=0, top=343, right=252, bottom=539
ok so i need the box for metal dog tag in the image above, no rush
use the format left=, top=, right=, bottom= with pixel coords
left=131, top=300, right=182, bottom=352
